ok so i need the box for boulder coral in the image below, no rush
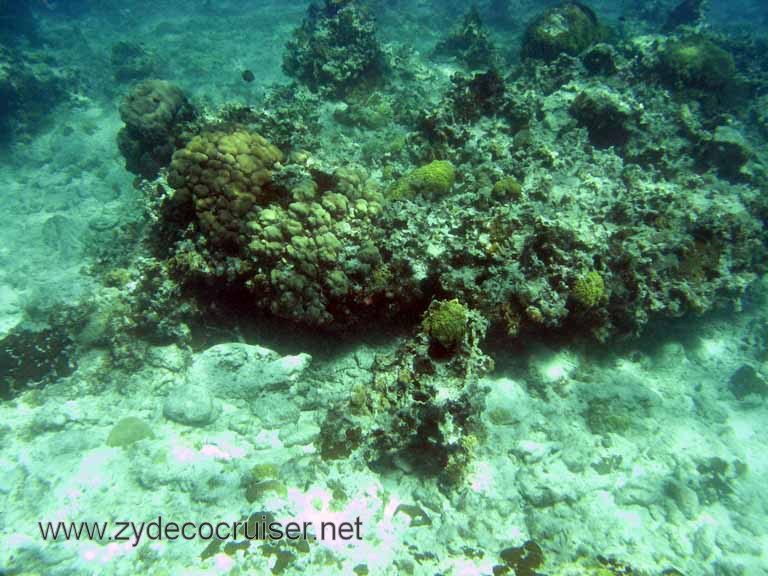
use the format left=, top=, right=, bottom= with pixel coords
left=522, top=2, right=606, bottom=61
left=167, top=130, right=284, bottom=250
left=166, top=129, right=390, bottom=327
left=659, top=37, right=736, bottom=90
left=389, top=160, right=456, bottom=200
left=118, top=79, right=193, bottom=178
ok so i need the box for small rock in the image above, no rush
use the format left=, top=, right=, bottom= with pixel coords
left=163, top=382, right=219, bottom=426
left=189, top=343, right=311, bottom=400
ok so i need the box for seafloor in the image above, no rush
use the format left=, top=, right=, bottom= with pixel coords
left=1, top=1, right=767, bottom=575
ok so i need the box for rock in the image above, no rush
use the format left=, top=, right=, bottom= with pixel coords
left=163, top=383, right=219, bottom=426
left=570, top=88, right=635, bottom=148
left=728, top=364, right=767, bottom=400
left=188, top=343, right=311, bottom=400
left=702, top=126, right=751, bottom=179
left=279, top=412, right=321, bottom=447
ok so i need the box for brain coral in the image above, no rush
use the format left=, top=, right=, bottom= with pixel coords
left=167, top=130, right=284, bottom=250
left=389, top=160, right=456, bottom=200
left=118, top=79, right=193, bottom=178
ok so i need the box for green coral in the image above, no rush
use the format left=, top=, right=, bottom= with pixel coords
left=492, top=176, right=523, bottom=200
left=389, top=160, right=456, bottom=200
left=421, top=298, right=468, bottom=349
left=571, top=271, right=605, bottom=309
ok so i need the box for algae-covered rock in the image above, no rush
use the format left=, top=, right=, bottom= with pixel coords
left=110, top=41, right=155, bottom=83
left=117, top=79, right=193, bottom=178
left=522, top=2, right=606, bottom=61
left=570, top=88, right=635, bottom=148
left=700, top=125, right=751, bottom=179
left=659, top=37, right=736, bottom=90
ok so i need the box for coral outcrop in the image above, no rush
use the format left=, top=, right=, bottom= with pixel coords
left=283, top=0, right=385, bottom=97
left=166, top=129, right=390, bottom=328
left=320, top=306, right=493, bottom=485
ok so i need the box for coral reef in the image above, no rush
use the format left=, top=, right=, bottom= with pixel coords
left=130, top=0, right=766, bottom=346
left=117, top=79, right=194, bottom=178
left=282, top=0, right=385, bottom=97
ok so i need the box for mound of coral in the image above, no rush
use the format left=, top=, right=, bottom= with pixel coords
left=164, top=127, right=394, bottom=328
left=111, top=0, right=768, bottom=349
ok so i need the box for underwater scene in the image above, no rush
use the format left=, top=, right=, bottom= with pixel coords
left=1, top=0, right=768, bottom=574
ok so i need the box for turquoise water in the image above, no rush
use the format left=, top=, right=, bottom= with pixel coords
left=1, top=1, right=767, bottom=574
